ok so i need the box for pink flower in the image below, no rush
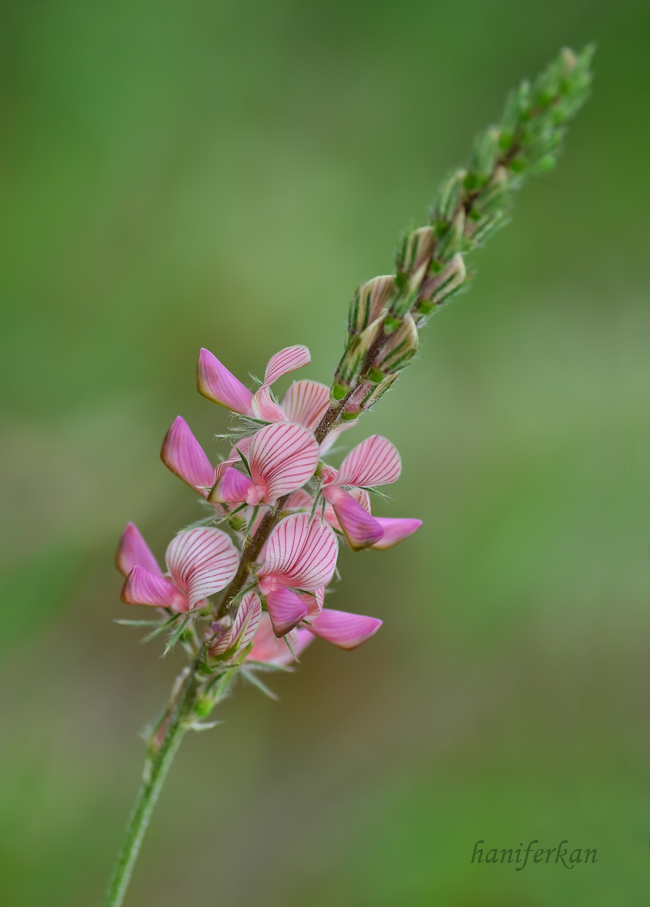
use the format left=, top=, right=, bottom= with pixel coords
left=247, top=613, right=315, bottom=666
left=321, top=435, right=402, bottom=551
left=257, top=513, right=338, bottom=637
left=117, top=523, right=239, bottom=612
left=208, top=591, right=262, bottom=658
left=209, top=421, right=319, bottom=508
left=197, top=345, right=350, bottom=453
left=160, top=415, right=240, bottom=499
left=322, top=489, right=422, bottom=551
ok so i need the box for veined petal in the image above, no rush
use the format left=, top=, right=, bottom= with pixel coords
left=285, top=488, right=313, bottom=510
left=259, top=512, right=338, bottom=590
left=166, top=528, right=239, bottom=609
left=250, top=386, right=287, bottom=422
left=281, top=380, right=329, bottom=431
left=371, top=517, right=423, bottom=550
left=306, top=608, right=382, bottom=650
left=116, top=522, right=161, bottom=578
left=161, top=416, right=215, bottom=494
left=197, top=348, right=254, bottom=414
left=263, top=345, right=311, bottom=387
left=265, top=585, right=309, bottom=637
left=322, top=485, right=384, bottom=551
left=247, top=614, right=314, bottom=665
left=209, top=466, right=254, bottom=504
left=337, top=434, right=401, bottom=488
left=121, top=566, right=185, bottom=610
left=210, top=591, right=262, bottom=656
left=248, top=422, right=319, bottom=504
left=299, top=586, right=324, bottom=621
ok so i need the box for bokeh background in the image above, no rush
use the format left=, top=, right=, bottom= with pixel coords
left=2, top=0, right=650, bottom=904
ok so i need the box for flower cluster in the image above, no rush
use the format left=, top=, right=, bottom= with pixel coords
left=116, top=344, right=422, bottom=679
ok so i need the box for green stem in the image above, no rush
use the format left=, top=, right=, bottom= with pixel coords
left=100, top=666, right=199, bottom=907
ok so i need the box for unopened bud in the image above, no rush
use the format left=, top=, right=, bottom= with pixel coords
left=362, top=372, right=399, bottom=410
left=348, top=275, right=393, bottom=335
left=434, top=208, right=466, bottom=261
left=435, top=170, right=465, bottom=222
left=391, top=226, right=435, bottom=317
left=469, top=127, right=500, bottom=187
left=376, top=315, right=419, bottom=373
left=335, top=315, right=383, bottom=385
left=417, top=253, right=466, bottom=313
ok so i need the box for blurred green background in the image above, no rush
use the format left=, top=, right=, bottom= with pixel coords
left=1, top=0, right=650, bottom=904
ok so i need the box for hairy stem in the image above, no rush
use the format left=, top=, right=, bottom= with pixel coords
left=100, top=664, right=200, bottom=907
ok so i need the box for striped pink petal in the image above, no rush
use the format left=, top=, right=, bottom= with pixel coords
left=285, top=489, right=313, bottom=510
left=281, top=380, right=329, bottom=431
left=247, top=614, right=314, bottom=665
left=210, top=466, right=254, bottom=504
left=336, top=435, right=401, bottom=488
left=248, top=422, right=319, bottom=504
left=263, top=345, right=311, bottom=387
left=116, top=522, right=162, bottom=578
left=197, top=348, right=254, bottom=414
left=371, top=517, right=423, bottom=550
left=322, top=485, right=384, bottom=551
left=305, top=608, right=382, bottom=649
left=121, top=566, right=185, bottom=610
left=265, top=585, right=309, bottom=637
left=250, top=385, right=287, bottom=422
left=259, top=513, right=338, bottom=590
left=299, top=586, right=325, bottom=621
left=210, top=591, right=262, bottom=656
left=165, top=528, right=239, bottom=610
left=160, top=416, right=215, bottom=494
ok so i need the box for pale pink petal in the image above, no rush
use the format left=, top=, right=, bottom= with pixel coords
left=247, top=614, right=314, bottom=665
left=197, top=348, right=254, bottom=414
left=285, top=489, right=313, bottom=510
left=121, top=566, right=185, bottom=610
left=265, top=585, right=309, bottom=636
left=259, top=513, right=338, bottom=590
left=336, top=435, right=401, bottom=488
left=263, top=345, right=311, bottom=387
left=322, top=485, right=384, bottom=551
left=116, top=522, right=162, bottom=577
left=209, top=466, right=254, bottom=504
left=166, top=528, right=239, bottom=609
left=210, top=591, right=262, bottom=656
left=306, top=607, right=382, bottom=649
left=371, top=517, right=423, bottom=550
left=250, top=385, right=287, bottom=422
left=281, top=380, right=329, bottom=431
left=160, top=416, right=215, bottom=495
left=247, top=422, right=319, bottom=504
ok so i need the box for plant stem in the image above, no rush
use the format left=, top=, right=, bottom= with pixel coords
left=100, top=665, right=199, bottom=907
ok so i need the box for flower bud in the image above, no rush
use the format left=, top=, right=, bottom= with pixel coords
left=375, top=315, right=419, bottom=374
left=348, top=275, right=393, bottom=335
left=434, top=208, right=466, bottom=261
left=468, top=127, right=500, bottom=188
left=334, top=315, right=383, bottom=386
left=391, top=226, right=435, bottom=318
left=435, top=170, right=465, bottom=222
left=417, top=253, right=466, bottom=313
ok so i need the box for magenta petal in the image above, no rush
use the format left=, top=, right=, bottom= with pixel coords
left=116, top=522, right=162, bottom=578
left=210, top=466, right=254, bottom=504
left=263, top=345, right=311, bottom=386
left=322, top=485, right=384, bottom=551
left=371, top=517, right=423, bottom=550
left=121, top=566, right=185, bottom=610
left=161, top=416, right=215, bottom=494
left=247, top=614, right=314, bottom=665
left=265, top=585, right=309, bottom=637
left=306, top=607, right=382, bottom=649
left=166, top=528, right=239, bottom=609
left=248, top=422, right=319, bottom=504
left=337, top=435, right=401, bottom=488
left=197, top=348, right=254, bottom=414
left=299, top=586, right=324, bottom=621
left=259, top=512, right=338, bottom=590
left=281, top=380, right=330, bottom=431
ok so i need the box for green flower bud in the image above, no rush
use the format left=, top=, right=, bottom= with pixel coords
left=348, top=275, right=394, bottom=335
